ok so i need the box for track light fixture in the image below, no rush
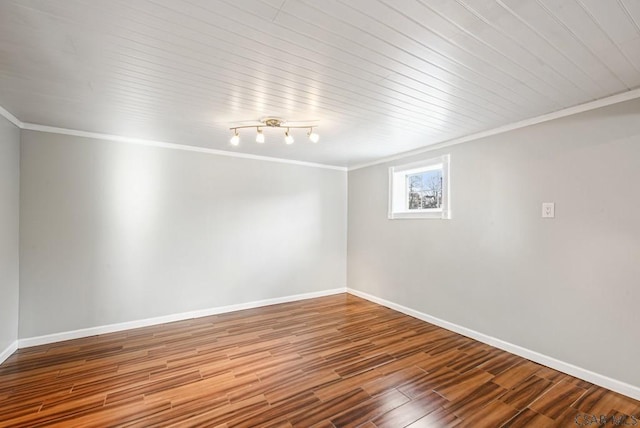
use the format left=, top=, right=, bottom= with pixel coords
left=229, top=118, right=319, bottom=146
left=230, top=129, right=240, bottom=146
left=284, top=129, right=294, bottom=145
left=255, top=127, right=265, bottom=143
left=308, top=128, right=319, bottom=143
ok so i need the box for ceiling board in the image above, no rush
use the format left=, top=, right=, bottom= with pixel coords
left=0, top=0, right=639, bottom=166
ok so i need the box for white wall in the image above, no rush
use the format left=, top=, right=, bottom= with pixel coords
left=0, top=115, right=20, bottom=359
left=19, top=130, right=347, bottom=338
left=348, top=98, right=640, bottom=389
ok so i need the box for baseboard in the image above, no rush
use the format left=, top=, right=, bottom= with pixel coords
left=18, top=287, right=347, bottom=349
left=0, top=340, right=18, bottom=365
left=347, top=288, right=640, bottom=401
left=14, top=286, right=639, bottom=401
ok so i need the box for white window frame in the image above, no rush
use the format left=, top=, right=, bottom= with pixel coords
left=388, top=154, right=450, bottom=220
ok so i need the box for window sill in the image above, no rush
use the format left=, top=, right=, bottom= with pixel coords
left=388, top=211, right=450, bottom=220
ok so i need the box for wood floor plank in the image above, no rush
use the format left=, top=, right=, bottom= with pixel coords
left=459, top=399, right=519, bottom=426
left=329, top=388, right=410, bottom=427
left=0, top=293, right=637, bottom=427
left=232, top=392, right=319, bottom=428
left=499, top=374, right=553, bottom=410
left=444, top=381, right=508, bottom=419
left=528, top=379, right=588, bottom=420
left=128, top=395, right=230, bottom=428
left=572, top=385, right=639, bottom=415
left=399, top=367, right=459, bottom=399
left=288, top=388, right=371, bottom=427
left=361, top=365, right=425, bottom=397
left=265, top=369, right=340, bottom=404
left=492, top=360, right=543, bottom=389
left=433, top=367, right=495, bottom=401
left=406, top=407, right=462, bottom=427
left=314, top=366, right=383, bottom=401
left=372, top=390, right=445, bottom=427
left=501, top=408, right=554, bottom=427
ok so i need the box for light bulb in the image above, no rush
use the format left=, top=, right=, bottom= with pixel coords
left=256, top=128, right=265, bottom=143
left=284, top=130, right=294, bottom=145
left=308, top=129, right=319, bottom=143
left=230, top=131, right=240, bottom=146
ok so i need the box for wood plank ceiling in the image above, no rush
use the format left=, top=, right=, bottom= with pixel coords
left=1, top=0, right=639, bottom=166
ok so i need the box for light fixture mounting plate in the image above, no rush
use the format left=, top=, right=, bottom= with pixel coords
left=261, top=117, right=285, bottom=127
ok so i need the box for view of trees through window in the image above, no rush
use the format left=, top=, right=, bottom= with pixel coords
left=406, top=169, right=443, bottom=210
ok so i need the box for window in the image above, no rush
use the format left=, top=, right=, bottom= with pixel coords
left=388, top=154, right=450, bottom=219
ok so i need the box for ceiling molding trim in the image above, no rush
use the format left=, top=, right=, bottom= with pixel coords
left=348, top=87, right=640, bottom=171
left=20, top=123, right=347, bottom=171
left=6, top=86, right=640, bottom=171
left=0, top=105, right=23, bottom=129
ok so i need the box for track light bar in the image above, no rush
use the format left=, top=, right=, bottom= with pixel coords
left=229, top=118, right=319, bottom=146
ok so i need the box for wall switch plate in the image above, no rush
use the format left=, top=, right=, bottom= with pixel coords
left=542, top=202, right=555, bottom=218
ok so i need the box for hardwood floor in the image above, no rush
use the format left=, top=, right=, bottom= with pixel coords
left=1, top=294, right=638, bottom=427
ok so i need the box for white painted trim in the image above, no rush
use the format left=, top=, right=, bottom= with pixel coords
left=4, top=88, right=640, bottom=171
left=349, top=88, right=640, bottom=171
left=0, top=102, right=346, bottom=170
left=20, top=123, right=347, bottom=171
left=388, top=154, right=450, bottom=220
left=0, top=105, right=23, bottom=128
left=18, top=288, right=347, bottom=349
left=347, top=288, right=640, bottom=401
left=0, top=340, right=18, bottom=365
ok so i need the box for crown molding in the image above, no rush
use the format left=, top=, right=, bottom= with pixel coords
left=0, top=104, right=346, bottom=171
left=348, top=87, right=640, bottom=171
left=4, top=86, right=640, bottom=172
left=20, top=123, right=347, bottom=171
left=0, top=105, right=23, bottom=128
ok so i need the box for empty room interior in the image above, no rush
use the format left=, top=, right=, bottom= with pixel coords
left=1, top=1, right=640, bottom=427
